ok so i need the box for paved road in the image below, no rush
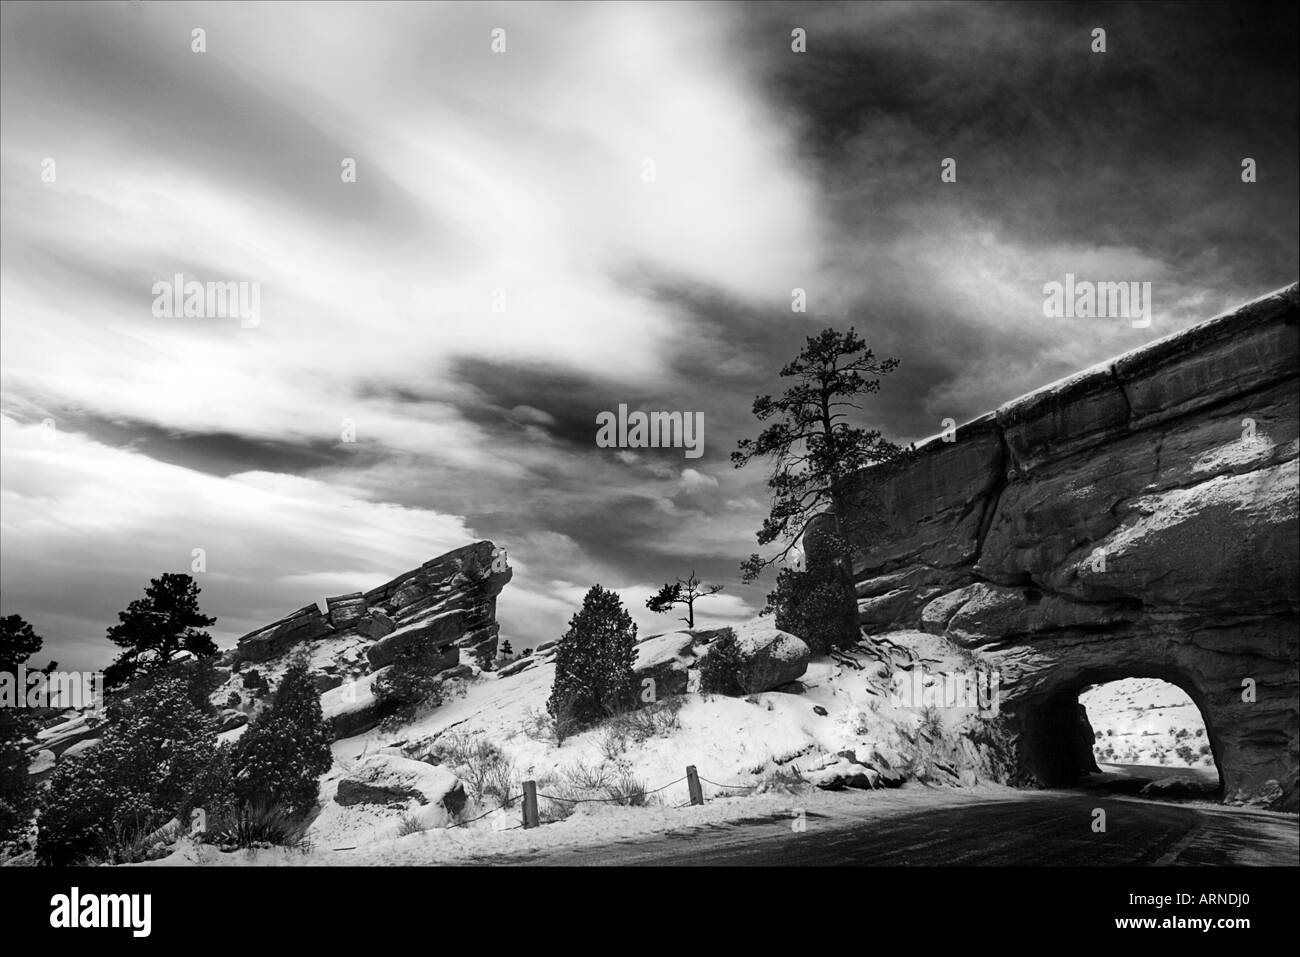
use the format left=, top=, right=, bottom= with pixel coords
left=495, top=791, right=1299, bottom=867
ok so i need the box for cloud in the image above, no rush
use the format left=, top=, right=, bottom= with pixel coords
left=1, top=1, right=1295, bottom=668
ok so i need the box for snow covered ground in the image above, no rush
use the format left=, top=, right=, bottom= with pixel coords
left=1080, top=677, right=1215, bottom=768
left=150, top=626, right=1009, bottom=865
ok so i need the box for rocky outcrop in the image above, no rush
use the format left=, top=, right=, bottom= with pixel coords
left=624, top=620, right=811, bottom=700
left=334, top=754, right=467, bottom=816
left=227, top=541, right=512, bottom=740
left=814, top=283, right=1299, bottom=810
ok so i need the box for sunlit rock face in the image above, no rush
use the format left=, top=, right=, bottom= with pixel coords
left=816, top=283, right=1299, bottom=810
left=228, top=540, right=511, bottom=739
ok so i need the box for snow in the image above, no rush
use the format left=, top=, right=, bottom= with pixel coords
left=145, top=628, right=1003, bottom=865
left=633, top=631, right=697, bottom=671
left=319, top=667, right=387, bottom=723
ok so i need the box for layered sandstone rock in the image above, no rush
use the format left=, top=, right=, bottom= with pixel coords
left=814, top=283, right=1299, bottom=809
left=227, top=540, right=512, bottom=740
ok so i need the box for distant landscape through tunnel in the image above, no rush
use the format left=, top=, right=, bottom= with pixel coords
left=1027, top=673, right=1222, bottom=801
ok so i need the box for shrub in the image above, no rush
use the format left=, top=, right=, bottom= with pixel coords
left=37, top=675, right=216, bottom=865
left=372, top=639, right=447, bottom=722
left=766, top=564, right=858, bottom=655
left=396, top=813, right=428, bottom=837
left=1, top=615, right=43, bottom=849
left=520, top=706, right=556, bottom=744
left=699, top=630, right=746, bottom=696
left=599, top=724, right=629, bottom=761
left=90, top=819, right=184, bottom=865
left=231, top=662, right=332, bottom=816
left=919, top=705, right=944, bottom=741
left=548, top=585, right=637, bottom=729
left=0, top=705, right=37, bottom=851
left=756, top=766, right=806, bottom=794
left=561, top=760, right=613, bottom=792
left=539, top=786, right=580, bottom=823
left=605, top=769, right=649, bottom=806
left=202, top=802, right=310, bottom=852
left=438, top=737, right=515, bottom=806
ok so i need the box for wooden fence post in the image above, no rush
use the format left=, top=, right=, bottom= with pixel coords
left=522, top=780, right=539, bottom=829
left=686, top=765, right=704, bottom=805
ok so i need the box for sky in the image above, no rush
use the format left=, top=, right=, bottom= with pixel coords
left=2, top=0, right=1297, bottom=671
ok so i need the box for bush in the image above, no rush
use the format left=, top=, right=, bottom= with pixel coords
left=605, top=769, right=649, bottom=807
left=231, top=662, right=332, bottom=816
left=561, top=760, right=613, bottom=792
left=396, top=812, right=428, bottom=837
left=767, top=563, right=858, bottom=655
left=0, top=707, right=37, bottom=851
left=372, top=639, right=447, bottom=724
left=699, top=630, right=746, bottom=696
left=202, top=802, right=310, bottom=852
left=548, top=585, right=637, bottom=730
left=37, top=675, right=216, bottom=865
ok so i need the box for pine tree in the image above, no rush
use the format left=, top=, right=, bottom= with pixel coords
left=500, top=639, right=513, bottom=657
left=699, top=630, right=746, bottom=696
left=0, top=615, right=43, bottom=848
left=548, top=585, right=637, bottom=728
left=104, top=573, right=218, bottom=688
left=733, top=328, right=904, bottom=650
left=232, top=661, right=332, bottom=816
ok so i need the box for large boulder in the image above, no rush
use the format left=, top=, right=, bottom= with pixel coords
left=334, top=754, right=467, bottom=817
left=321, top=670, right=390, bottom=740
left=632, top=631, right=701, bottom=699
left=731, top=619, right=810, bottom=693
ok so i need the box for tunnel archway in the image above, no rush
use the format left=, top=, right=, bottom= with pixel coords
left=1017, top=665, right=1224, bottom=799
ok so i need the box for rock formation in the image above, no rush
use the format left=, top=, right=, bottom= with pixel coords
left=811, top=283, right=1299, bottom=809
left=222, top=540, right=511, bottom=740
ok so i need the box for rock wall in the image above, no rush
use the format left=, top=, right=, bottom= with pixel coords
left=227, top=540, right=511, bottom=739
left=813, top=283, right=1299, bottom=809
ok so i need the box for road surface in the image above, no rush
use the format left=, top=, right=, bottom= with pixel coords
left=481, top=789, right=1298, bottom=867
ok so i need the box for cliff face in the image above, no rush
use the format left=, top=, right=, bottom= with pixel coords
left=816, top=283, right=1299, bottom=809
left=225, top=540, right=512, bottom=738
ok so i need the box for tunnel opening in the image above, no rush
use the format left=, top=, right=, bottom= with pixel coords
left=1022, top=670, right=1224, bottom=801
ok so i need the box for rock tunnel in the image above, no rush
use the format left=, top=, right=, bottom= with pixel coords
left=809, top=283, right=1299, bottom=809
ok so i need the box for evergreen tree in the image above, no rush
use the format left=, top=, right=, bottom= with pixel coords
left=0, top=615, right=42, bottom=847
left=646, top=571, right=723, bottom=629
left=699, top=630, right=746, bottom=696
left=104, top=573, right=218, bottom=688
left=372, top=640, right=446, bottom=722
left=500, top=639, right=513, bottom=657
left=232, top=661, right=332, bottom=816
left=37, top=675, right=216, bottom=864
left=547, top=585, right=637, bottom=727
left=733, top=327, right=904, bottom=649
left=763, top=564, right=854, bottom=656
left=0, top=614, right=43, bottom=673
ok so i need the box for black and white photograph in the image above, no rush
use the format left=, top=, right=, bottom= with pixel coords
left=0, top=0, right=1296, bottom=938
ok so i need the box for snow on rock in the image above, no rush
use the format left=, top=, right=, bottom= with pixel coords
left=633, top=630, right=699, bottom=697
left=335, top=754, right=467, bottom=813
left=731, top=619, right=810, bottom=692
left=320, top=668, right=389, bottom=739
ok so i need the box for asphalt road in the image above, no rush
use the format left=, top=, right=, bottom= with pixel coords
left=501, top=791, right=1299, bottom=867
